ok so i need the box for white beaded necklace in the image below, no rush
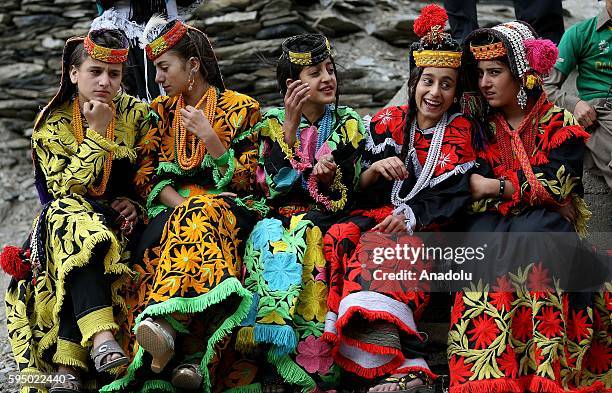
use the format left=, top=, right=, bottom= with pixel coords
left=390, top=112, right=447, bottom=206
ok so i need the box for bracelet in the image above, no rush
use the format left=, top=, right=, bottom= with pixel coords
left=498, top=178, right=506, bottom=201
left=212, top=148, right=232, bottom=167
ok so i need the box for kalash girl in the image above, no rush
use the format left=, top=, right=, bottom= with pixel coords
left=321, top=5, right=481, bottom=393
left=3, top=29, right=149, bottom=392
left=100, top=18, right=263, bottom=393
left=447, top=21, right=610, bottom=393
left=236, top=34, right=366, bottom=391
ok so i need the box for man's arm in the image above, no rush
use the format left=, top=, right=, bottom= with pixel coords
left=544, top=68, right=581, bottom=113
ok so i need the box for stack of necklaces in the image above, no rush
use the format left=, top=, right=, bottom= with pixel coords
left=296, top=104, right=333, bottom=190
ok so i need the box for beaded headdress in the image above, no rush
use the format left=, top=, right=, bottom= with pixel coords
left=84, top=30, right=129, bottom=63
left=144, top=19, right=188, bottom=60
left=465, top=21, right=559, bottom=108
left=410, top=4, right=461, bottom=69
left=281, top=34, right=332, bottom=66
left=141, top=17, right=225, bottom=90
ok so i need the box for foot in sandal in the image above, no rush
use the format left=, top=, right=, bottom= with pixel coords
left=90, top=330, right=129, bottom=373
left=368, top=371, right=436, bottom=393
left=135, top=317, right=176, bottom=373
left=49, top=366, right=81, bottom=393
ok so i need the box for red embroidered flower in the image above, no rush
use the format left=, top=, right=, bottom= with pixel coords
left=372, top=107, right=405, bottom=138
left=434, top=144, right=458, bottom=176
left=490, top=276, right=515, bottom=311
left=528, top=262, right=552, bottom=297
left=451, top=294, right=465, bottom=325
left=498, top=346, right=519, bottom=378
left=467, top=314, right=499, bottom=350
left=449, top=355, right=472, bottom=385
left=535, top=306, right=562, bottom=338
left=567, top=309, right=592, bottom=342
left=511, top=306, right=533, bottom=341
left=585, top=340, right=612, bottom=374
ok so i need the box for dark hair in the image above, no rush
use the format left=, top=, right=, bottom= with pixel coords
left=34, top=29, right=128, bottom=130
left=276, top=34, right=340, bottom=118
left=159, top=21, right=224, bottom=90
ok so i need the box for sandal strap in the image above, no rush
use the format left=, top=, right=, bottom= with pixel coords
left=174, top=363, right=202, bottom=375
left=51, top=373, right=81, bottom=392
left=90, top=339, right=127, bottom=368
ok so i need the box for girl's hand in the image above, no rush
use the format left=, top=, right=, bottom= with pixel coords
left=181, top=106, right=215, bottom=140
left=372, top=214, right=408, bottom=233
left=369, top=157, right=408, bottom=181
left=312, top=154, right=336, bottom=186
left=282, top=79, right=310, bottom=145
left=83, top=100, right=113, bottom=136
left=111, top=198, right=138, bottom=225
left=556, top=201, right=576, bottom=223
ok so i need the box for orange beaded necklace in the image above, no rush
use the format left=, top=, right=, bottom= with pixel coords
left=71, top=98, right=117, bottom=197
left=174, top=86, right=218, bottom=170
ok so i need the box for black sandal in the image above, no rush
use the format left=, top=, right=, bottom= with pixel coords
left=49, top=373, right=81, bottom=393
left=171, top=363, right=203, bottom=390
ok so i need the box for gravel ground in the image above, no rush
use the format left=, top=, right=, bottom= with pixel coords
left=0, top=1, right=604, bottom=391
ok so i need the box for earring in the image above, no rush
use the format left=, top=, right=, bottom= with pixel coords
left=187, top=69, right=195, bottom=91
left=517, top=86, right=527, bottom=109
left=453, top=97, right=458, bottom=103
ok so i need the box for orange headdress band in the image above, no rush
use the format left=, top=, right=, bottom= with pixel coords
left=469, top=41, right=508, bottom=60
left=145, top=20, right=188, bottom=60
left=83, top=33, right=129, bottom=63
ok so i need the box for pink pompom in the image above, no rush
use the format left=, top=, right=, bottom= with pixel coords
left=524, top=39, right=558, bottom=75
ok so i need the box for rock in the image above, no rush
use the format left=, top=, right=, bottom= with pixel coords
left=308, top=9, right=362, bottom=36
left=0, top=118, right=31, bottom=135
left=41, top=36, right=65, bottom=50
left=0, top=63, right=44, bottom=85
left=22, top=5, right=61, bottom=14
left=0, top=139, right=31, bottom=150
left=195, top=0, right=250, bottom=17
left=366, top=15, right=419, bottom=47
left=12, top=14, right=66, bottom=29
left=62, top=10, right=90, bottom=19
left=255, top=23, right=310, bottom=40
left=52, top=28, right=89, bottom=40
left=206, top=11, right=258, bottom=26
left=214, top=38, right=284, bottom=60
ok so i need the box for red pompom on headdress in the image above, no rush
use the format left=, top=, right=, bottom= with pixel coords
left=413, top=4, right=449, bottom=38
left=524, top=38, right=558, bottom=75
left=0, top=246, right=31, bottom=281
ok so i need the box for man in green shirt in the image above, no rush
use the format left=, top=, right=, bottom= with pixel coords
left=544, top=0, right=612, bottom=190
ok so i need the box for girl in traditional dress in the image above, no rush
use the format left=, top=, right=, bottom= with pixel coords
left=321, top=5, right=480, bottom=392
left=101, top=19, right=263, bottom=392
left=236, top=34, right=366, bottom=392
left=3, top=29, right=149, bottom=392
left=447, top=21, right=610, bottom=393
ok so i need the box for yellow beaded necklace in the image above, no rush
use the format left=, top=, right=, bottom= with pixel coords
left=174, top=86, right=218, bottom=170
left=71, top=98, right=116, bottom=197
